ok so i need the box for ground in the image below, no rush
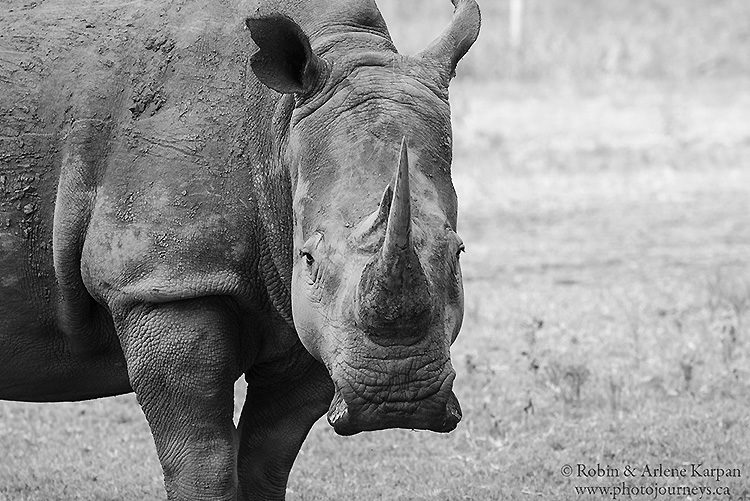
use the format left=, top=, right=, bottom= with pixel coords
left=2, top=1, right=750, bottom=500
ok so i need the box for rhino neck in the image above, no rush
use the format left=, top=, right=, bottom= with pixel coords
left=252, top=95, right=296, bottom=327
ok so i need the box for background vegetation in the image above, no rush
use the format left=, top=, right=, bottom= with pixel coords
left=2, top=1, right=749, bottom=499
left=381, top=0, right=750, bottom=82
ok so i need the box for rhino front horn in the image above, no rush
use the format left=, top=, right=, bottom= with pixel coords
left=355, top=139, right=431, bottom=342
left=383, top=137, right=412, bottom=260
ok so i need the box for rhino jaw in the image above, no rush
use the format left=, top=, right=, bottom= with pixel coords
left=444, top=391, right=463, bottom=429
left=326, top=390, right=354, bottom=434
left=326, top=388, right=462, bottom=436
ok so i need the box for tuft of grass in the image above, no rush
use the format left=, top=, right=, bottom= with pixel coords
left=705, top=268, right=750, bottom=370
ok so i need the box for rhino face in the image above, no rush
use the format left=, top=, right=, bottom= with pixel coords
left=247, top=0, right=480, bottom=435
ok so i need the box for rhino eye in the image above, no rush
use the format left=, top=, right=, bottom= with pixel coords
left=299, top=232, right=323, bottom=267
left=456, top=243, right=465, bottom=260
left=300, top=250, right=315, bottom=266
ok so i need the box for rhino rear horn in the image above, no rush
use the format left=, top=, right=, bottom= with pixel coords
left=418, top=0, right=481, bottom=82
left=245, top=15, right=325, bottom=94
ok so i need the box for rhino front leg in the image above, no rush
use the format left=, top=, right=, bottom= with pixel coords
left=115, top=297, right=243, bottom=501
left=237, top=352, right=333, bottom=500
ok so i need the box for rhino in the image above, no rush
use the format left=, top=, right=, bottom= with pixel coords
left=0, top=0, right=480, bottom=498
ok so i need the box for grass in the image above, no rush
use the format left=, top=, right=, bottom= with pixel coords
left=3, top=3, right=750, bottom=500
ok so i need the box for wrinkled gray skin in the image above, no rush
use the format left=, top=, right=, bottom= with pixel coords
left=0, top=0, right=479, bottom=498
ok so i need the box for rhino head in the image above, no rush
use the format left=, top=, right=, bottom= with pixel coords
left=246, top=0, right=480, bottom=435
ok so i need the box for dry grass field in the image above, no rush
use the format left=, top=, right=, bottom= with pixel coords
left=2, top=1, right=750, bottom=500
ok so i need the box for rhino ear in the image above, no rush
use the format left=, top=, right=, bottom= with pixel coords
left=418, top=0, right=481, bottom=84
left=245, top=15, right=324, bottom=95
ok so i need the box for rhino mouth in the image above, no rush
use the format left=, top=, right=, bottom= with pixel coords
left=325, top=359, right=462, bottom=436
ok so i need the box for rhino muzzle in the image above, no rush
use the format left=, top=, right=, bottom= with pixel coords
left=355, top=139, right=433, bottom=344
left=326, top=369, right=462, bottom=436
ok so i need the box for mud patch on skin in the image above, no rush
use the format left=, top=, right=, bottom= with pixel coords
left=0, top=172, right=43, bottom=241
left=129, top=85, right=168, bottom=118
left=104, top=226, right=151, bottom=271
left=0, top=228, right=26, bottom=288
left=0, top=169, right=52, bottom=307
left=129, top=31, right=176, bottom=118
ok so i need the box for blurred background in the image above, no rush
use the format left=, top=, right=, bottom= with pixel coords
left=2, top=1, right=749, bottom=499
left=383, top=0, right=750, bottom=81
